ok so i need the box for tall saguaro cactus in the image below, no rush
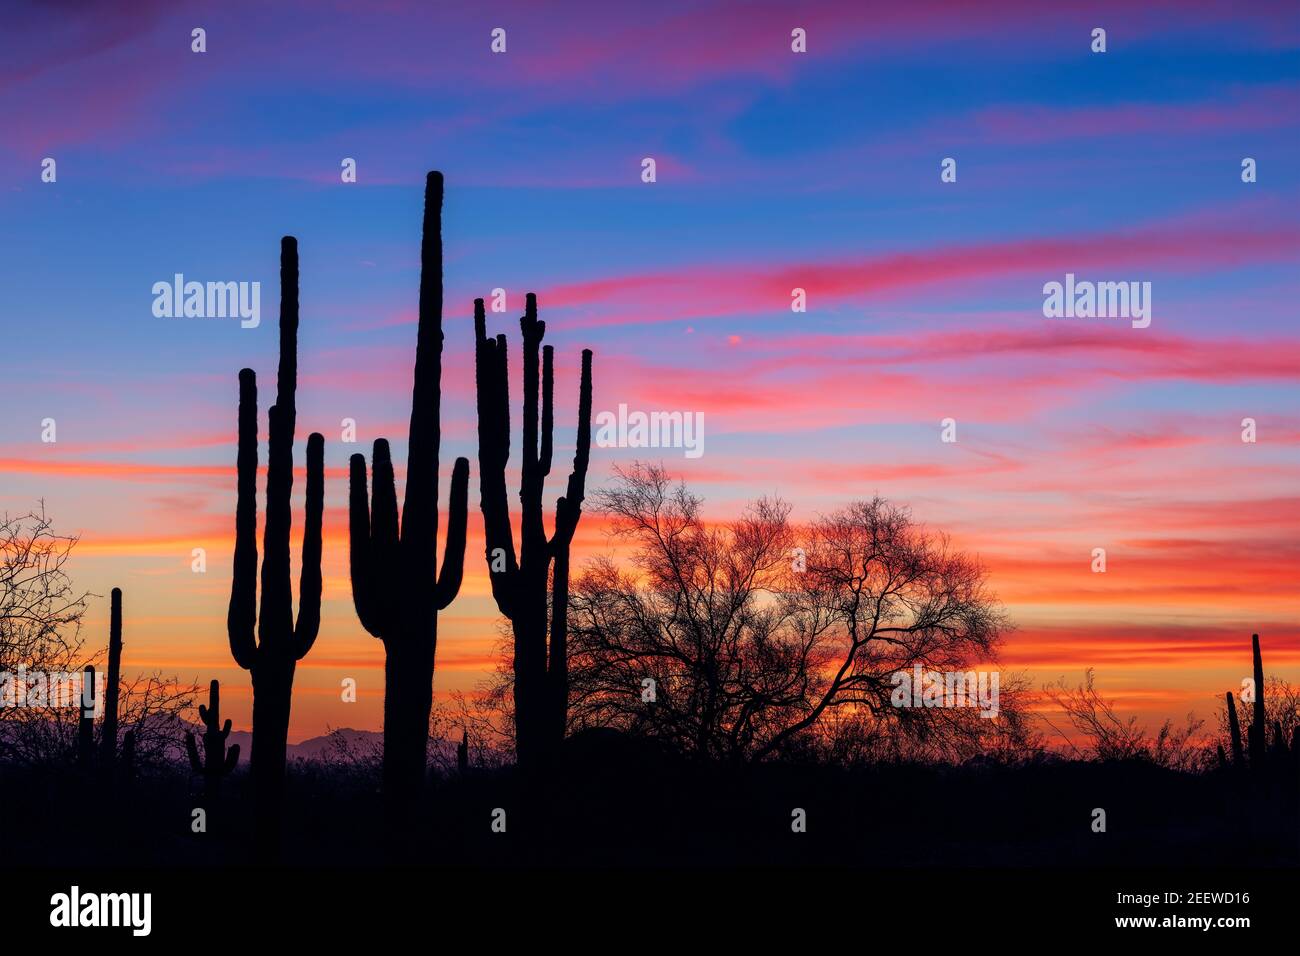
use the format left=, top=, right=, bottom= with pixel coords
left=349, top=171, right=469, bottom=818
left=227, top=236, right=325, bottom=848
left=475, top=291, right=593, bottom=768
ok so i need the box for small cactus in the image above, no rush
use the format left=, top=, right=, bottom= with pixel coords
left=1248, top=633, right=1267, bottom=766
left=457, top=730, right=469, bottom=775
left=100, top=588, right=124, bottom=767
left=185, top=679, right=241, bottom=799
left=76, top=665, right=96, bottom=768
left=1226, top=691, right=1244, bottom=767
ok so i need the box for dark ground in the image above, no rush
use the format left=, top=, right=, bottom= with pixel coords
left=4, top=738, right=1296, bottom=868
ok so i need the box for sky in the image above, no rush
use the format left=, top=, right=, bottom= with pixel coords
left=1, top=0, right=1297, bottom=742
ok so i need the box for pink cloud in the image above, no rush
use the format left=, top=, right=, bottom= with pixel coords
left=541, top=219, right=1300, bottom=328
left=969, top=84, right=1300, bottom=145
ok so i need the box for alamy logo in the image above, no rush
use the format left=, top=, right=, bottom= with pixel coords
left=890, top=665, right=1000, bottom=718
left=1042, top=273, right=1151, bottom=328
left=594, top=404, right=704, bottom=458
left=0, top=666, right=103, bottom=716
left=50, top=886, right=151, bottom=936
left=152, top=274, right=261, bottom=328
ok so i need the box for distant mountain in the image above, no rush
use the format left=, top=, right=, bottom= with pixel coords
left=224, top=727, right=382, bottom=762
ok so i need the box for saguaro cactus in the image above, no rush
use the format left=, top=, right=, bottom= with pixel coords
left=1225, top=691, right=1244, bottom=766
left=227, top=236, right=325, bottom=847
left=76, top=665, right=96, bottom=767
left=99, top=587, right=123, bottom=767
left=186, top=679, right=240, bottom=799
left=1247, top=632, right=1267, bottom=766
left=475, top=290, right=593, bottom=768
left=349, top=171, right=469, bottom=819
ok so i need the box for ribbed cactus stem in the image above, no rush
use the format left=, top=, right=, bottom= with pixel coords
left=186, top=679, right=240, bottom=799
left=474, top=281, right=593, bottom=768
left=100, top=588, right=123, bottom=766
left=348, top=172, right=469, bottom=824
left=76, top=665, right=96, bottom=767
left=1248, top=633, right=1266, bottom=767
left=1226, top=691, right=1244, bottom=766
left=226, top=235, right=325, bottom=852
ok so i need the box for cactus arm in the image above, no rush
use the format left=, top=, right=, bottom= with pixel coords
left=435, top=457, right=470, bottom=610
left=224, top=744, right=241, bottom=774
left=571, top=349, right=593, bottom=497
left=185, top=731, right=203, bottom=773
left=367, top=439, right=401, bottom=637
left=545, top=348, right=592, bottom=733
left=522, top=294, right=542, bottom=473
left=1226, top=691, right=1244, bottom=765
left=228, top=369, right=259, bottom=671
left=540, top=344, right=554, bottom=477
left=518, top=296, right=548, bottom=562
left=550, top=348, right=594, bottom=552
left=348, top=453, right=382, bottom=637
left=474, top=298, right=518, bottom=617
left=293, top=432, right=325, bottom=659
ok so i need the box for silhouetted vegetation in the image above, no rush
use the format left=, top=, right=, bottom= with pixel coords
left=185, top=680, right=240, bottom=800
left=348, top=172, right=470, bottom=832
left=227, top=236, right=325, bottom=853
left=2, top=174, right=1295, bottom=872
left=474, top=285, right=593, bottom=770
left=553, top=464, right=1032, bottom=763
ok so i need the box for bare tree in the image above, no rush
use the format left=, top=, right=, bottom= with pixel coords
left=764, top=493, right=1017, bottom=761
left=427, top=690, right=513, bottom=776
left=119, top=673, right=199, bottom=773
left=1041, top=669, right=1205, bottom=771
left=0, top=505, right=88, bottom=679
left=0, top=506, right=90, bottom=762
left=562, top=464, right=1025, bottom=763
left=0, top=506, right=198, bottom=769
